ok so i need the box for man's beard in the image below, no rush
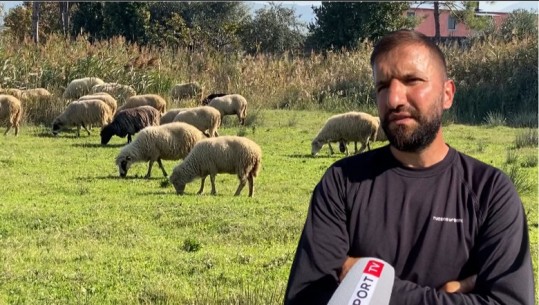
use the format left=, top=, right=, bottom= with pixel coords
left=381, top=103, right=442, bottom=153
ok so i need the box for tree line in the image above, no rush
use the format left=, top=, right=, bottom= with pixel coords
left=1, top=2, right=537, bottom=55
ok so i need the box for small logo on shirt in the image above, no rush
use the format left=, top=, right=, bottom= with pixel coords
left=432, top=216, right=463, bottom=223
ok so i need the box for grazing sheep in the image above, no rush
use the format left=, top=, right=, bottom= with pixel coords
left=115, top=122, right=206, bottom=178
left=201, top=93, right=227, bottom=105
left=78, top=93, right=118, bottom=114
left=116, top=94, right=167, bottom=114
left=90, top=83, right=136, bottom=102
left=312, top=111, right=379, bottom=156
left=160, top=108, right=188, bottom=125
left=62, top=77, right=105, bottom=100
left=172, top=106, right=221, bottom=137
left=0, top=88, right=23, bottom=99
left=101, top=106, right=161, bottom=145
left=51, top=99, right=113, bottom=137
left=170, top=82, right=203, bottom=101
left=21, top=88, right=52, bottom=100
left=207, top=94, right=247, bottom=125
left=0, top=94, right=22, bottom=136
left=169, top=136, right=262, bottom=197
left=338, top=116, right=387, bottom=153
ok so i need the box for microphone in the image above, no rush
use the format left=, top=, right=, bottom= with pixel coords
left=327, top=257, right=395, bottom=305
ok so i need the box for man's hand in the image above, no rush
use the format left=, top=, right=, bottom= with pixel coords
left=440, top=275, right=477, bottom=293
left=339, top=256, right=359, bottom=282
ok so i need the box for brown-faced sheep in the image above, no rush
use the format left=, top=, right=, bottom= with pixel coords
left=115, top=122, right=206, bottom=178
left=63, top=77, right=105, bottom=100
left=0, top=94, right=22, bottom=136
left=207, top=94, right=247, bottom=125
left=169, top=136, right=262, bottom=197
left=52, top=99, right=113, bottom=137
left=100, top=106, right=161, bottom=145
left=312, top=112, right=380, bottom=156
left=116, top=94, right=167, bottom=114
left=172, top=106, right=221, bottom=137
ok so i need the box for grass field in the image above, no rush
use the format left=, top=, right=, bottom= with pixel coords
left=0, top=109, right=537, bottom=304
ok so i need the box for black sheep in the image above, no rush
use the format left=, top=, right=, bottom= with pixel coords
left=100, top=105, right=161, bottom=145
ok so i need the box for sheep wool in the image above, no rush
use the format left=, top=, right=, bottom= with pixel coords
left=201, top=93, right=227, bottom=106
left=170, top=82, right=203, bottom=101
left=101, top=105, right=161, bottom=145
left=0, top=94, right=22, bottom=136
left=52, top=99, right=113, bottom=137
left=160, top=108, right=189, bottom=125
left=63, top=77, right=105, bottom=100
left=172, top=106, right=220, bottom=137
left=91, top=83, right=136, bottom=102
left=169, top=135, right=262, bottom=197
left=115, top=122, right=206, bottom=178
left=312, top=111, right=379, bottom=156
left=207, top=94, right=248, bottom=125
left=78, top=93, right=118, bottom=114
left=117, top=94, right=167, bottom=114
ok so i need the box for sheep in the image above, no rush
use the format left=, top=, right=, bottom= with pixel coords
left=170, top=82, right=203, bottom=102
left=172, top=106, right=221, bottom=137
left=169, top=136, right=262, bottom=197
left=311, top=111, right=380, bottom=156
left=78, top=92, right=118, bottom=114
left=116, top=94, right=167, bottom=114
left=160, top=108, right=188, bottom=125
left=0, top=94, right=22, bottom=136
left=115, top=122, right=206, bottom=178
left=207, top=94, right=248, bottom=125
left=100, top=106, right=161, bottom=145
left=62, top=77, right=105, bottom=100
left=338, top=116, right=387, bottom=153
left=90, top=83, right=136, bottom=102
left=51, top=99, right=113, bottom=137
left=0, top=88, right=23, bottom=99
left=21, top=88, right=52, bottom=100
left=201, top=93, right=228, bottom=105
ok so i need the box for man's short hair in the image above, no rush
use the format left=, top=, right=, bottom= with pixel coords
left=370, top=30, right=448, bottom=79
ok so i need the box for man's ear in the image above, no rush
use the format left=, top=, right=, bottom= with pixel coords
left=443, top=79, right=456, bottom=110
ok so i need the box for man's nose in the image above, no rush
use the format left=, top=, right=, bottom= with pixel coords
left=386, top=80, right=406, bottom=109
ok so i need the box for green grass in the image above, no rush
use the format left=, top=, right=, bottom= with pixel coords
left=0, top=110, right=537, bottom=304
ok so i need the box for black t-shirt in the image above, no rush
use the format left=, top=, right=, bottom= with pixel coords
left=284, top=145, right=534, bottom=305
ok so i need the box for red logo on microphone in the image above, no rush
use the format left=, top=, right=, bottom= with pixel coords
left=363, top=260, right=384, bottom=278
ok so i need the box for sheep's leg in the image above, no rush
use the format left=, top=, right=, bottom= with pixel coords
left=145, top=161, right=154, bottom=179
left=76, top=125, right=81, bottom=137
left=247, top=175, right=255, bottom=197
left=214, top=129, right=219, bottom=137
left=327, top=142, right=334, bottom=155
left=234, top=177, right=247, bottom=196
left=157, top=158, right=168, bottom=177
left=210, top=174, right=217, bottom=195
left=127, top=134, right=132, bottom=143
left=197, top=176, right=206, bottom=194
left=358, top=142, right=367, bottom=154
left=81, top=123, right=91, bottom=136
left=4, top=124, right=11, bottom=135
left=354, top=142, right=358, bottom=154
left=14, top=123, right=18, bottom=136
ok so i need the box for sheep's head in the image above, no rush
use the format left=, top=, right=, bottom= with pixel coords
left=116, top=155, right=133, bottom=178
left=51, top=118, right=64, bottom=136
left=100, top=124, right=114, bottom=145
left=311, top=139, right=323, bottom=156
left=169, top=170, right=186, bottom=195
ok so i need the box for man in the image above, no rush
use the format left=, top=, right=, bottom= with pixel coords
left=284, top=30, right=534, bottom=304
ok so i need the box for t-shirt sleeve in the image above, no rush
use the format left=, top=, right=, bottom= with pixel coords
left=284, top=165, right=350, bottom=305
left=389, top=171, right=535, bottom=304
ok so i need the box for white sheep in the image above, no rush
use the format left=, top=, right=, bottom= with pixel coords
left=312, top=111, right=379, bottom=156
left=170, top=82, right=203, bottom=101
left=62, top=77, right=105, bottom=100
left=90, top=83, right=136, bottom=102
left=207, top=94, right=248, bottom=125
left=51, top=99, right=113, bottom=137
left=115, top=122, right=206, bottom=178
left=338, top=116, right=387, bottom=153
left=169, top=136, right=262, bottom=197
left=116, top=94, right=167, bottom=114
left=78, top=92, right=118, bottom=114
left=0, top=88, right=23, bottom=99
left=172, top=106, right=220, bottom=137
left=160, top=108, right=188, bottom=125
left=0, top=94, right=22, bottom=136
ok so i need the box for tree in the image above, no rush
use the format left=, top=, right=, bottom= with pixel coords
left=102, top=2, right=151, bottom=43
left=499, top=9, right=538, bottom=41
left=306, top=2, right=417, bottom=51
left=31, top=1, right=39, bottom=43
left=70, top=2, right=105, bottom=40
left=239, top=3, right=307, bottom=55
left=3, top=4, right=31, bottom=42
